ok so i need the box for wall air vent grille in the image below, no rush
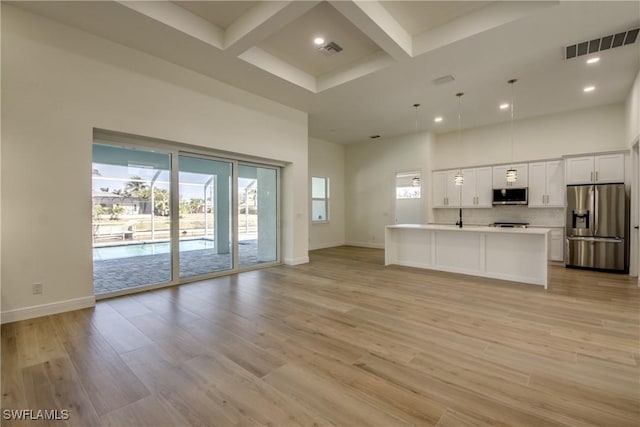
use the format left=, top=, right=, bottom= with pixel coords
left=565, top=28, right=639, bottom=59
left=317, top=41, right=343, bottom=56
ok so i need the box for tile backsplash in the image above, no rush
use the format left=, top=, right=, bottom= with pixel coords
left=432, top=206, right=565, bottom=227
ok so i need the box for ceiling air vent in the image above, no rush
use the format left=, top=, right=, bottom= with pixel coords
left=317, top=41, right=343, bottom=56
left=565, top=28, right=639, bottom=59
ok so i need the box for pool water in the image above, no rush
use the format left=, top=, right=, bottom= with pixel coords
left=93, top=239, right=216, bottom=261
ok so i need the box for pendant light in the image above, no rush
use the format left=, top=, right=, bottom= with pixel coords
left=410, top=104, right=422, bottom=189
left=454, top=92, right=464, bottom=186
left=506, top=79, right=518, bottom=183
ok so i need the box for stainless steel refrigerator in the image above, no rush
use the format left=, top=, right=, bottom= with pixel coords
left=566, top=183, right=628, bottom=272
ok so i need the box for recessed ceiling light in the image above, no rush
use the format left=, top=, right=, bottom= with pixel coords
left=499, top=103, right=510, bottom=110
left=313, top=37, right=325, bottom=46
left=434, top=117, right=443, bottom=123
left=586, top=57, right=600, bottom=64
left=583, top=86, right=596, bottom=93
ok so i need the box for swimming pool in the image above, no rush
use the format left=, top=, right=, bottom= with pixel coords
left=93, top=239, right=216, bottom=261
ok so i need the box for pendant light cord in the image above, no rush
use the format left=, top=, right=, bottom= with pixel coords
left=509, top=79, right=517, bottom=164
left=456, top=92, right=464, bottom=227
left=457, top=94, right=462, bottom=144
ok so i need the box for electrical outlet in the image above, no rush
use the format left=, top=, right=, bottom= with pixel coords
left=32, top=282, right=43, bottom=295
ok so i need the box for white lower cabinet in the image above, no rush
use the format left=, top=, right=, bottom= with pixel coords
left=529, top=226, right=563, bottom=261
left=550, top=228, right=564, bottom=262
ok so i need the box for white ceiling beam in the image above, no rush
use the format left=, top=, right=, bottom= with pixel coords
left=239, top=47, right=317, bottom=93
left=329, top=0, right=412, bottom=61
left=413, top=1, right=559, bottom=57
left=224, top=1, right=321, bottom=56
left=317, top=51, right=395, bottom=92
left=116, top=1, right=224, bottom=49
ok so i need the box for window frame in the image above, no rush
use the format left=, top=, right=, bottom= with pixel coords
left=311, top=176, right=330, bottom=224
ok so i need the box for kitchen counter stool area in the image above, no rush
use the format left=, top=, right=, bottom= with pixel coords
left=385, top=224, right=551, bottom=288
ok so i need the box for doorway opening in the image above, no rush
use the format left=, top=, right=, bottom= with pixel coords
left=395, top=170, right=422, bottom=224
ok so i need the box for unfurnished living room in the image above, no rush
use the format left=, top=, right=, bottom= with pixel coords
left=1, top=1, right=639, bottom=426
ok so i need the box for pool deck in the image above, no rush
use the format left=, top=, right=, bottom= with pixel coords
left=93, top=239, right=267, bottom=294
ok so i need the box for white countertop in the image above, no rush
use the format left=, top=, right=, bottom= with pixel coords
left=387, top=224, right=552, bottom=235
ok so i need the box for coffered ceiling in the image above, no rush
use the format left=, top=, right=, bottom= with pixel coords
left=8, top=1, right=640, bottom=144
left=257, top=2, right=382, bottom=78
left=379, top=1, right=493, bottom=36
left=170, top=1, right=258, bottom=29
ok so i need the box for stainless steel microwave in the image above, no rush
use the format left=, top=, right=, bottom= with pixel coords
left=492, top=187, right=528, bottom=205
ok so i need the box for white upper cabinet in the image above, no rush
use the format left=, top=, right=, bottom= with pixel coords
left=595, top=153, right=625, bottom=183
left=461, top=167, right=492, bottom=208
left=566, top=153, right=625, bottom=185
left=492, top=164, right=528, bottom=188
left=528, top=160, right=564, bottom=207
left=546, top=160, right=565, bottom=206
left=565, top=156, right=593, bottom=184
left=432, top=170, right=461, bottom=208
left=528, top=162, right=547, bottom=207
left=432, top=171, right=446, bottom=208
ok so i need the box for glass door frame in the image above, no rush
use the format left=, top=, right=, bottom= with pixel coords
left=236, top=162, right=282, bottom=273
left=93, top=135, right=282, bottom=299
left=175, top=152, right=236, bottom=284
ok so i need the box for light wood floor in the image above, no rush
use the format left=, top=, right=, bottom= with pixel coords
left=2, top=246, right=639, bottom=426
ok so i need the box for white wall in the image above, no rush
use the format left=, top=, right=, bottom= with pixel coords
left=433, top=103, right=626, bottom=169
left=1, top=6, right=309, bottom=321
left=626, top=69, right=640, bottom=147
left=345, top=131, right=435, bottom=247
left=308, top=138, right=345, bottom=250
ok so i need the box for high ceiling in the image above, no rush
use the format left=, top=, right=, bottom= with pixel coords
left=10, top=1, right=640, bottom=144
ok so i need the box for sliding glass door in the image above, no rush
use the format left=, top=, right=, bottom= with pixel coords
left=92, top=141, right=280, bottom=296
left=179, top=155, right=233, bottom=278
left=92, top=144, right=172, bottom=294
left=238, top=165, right=278, bottom=268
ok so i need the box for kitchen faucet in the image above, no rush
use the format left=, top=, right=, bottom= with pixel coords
left=456, top=207, right=463, bottom=228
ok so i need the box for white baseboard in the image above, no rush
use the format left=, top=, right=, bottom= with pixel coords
left=284, top=256, right=310, bottom=266
left=309, top=241, right=346, bottom=250
left=1, top=296, right=96, bottom=324
left=345, top=241, right=385, bottom=249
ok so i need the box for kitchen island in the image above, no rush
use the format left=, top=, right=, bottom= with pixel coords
left=385, top=224, right=551, bottom=288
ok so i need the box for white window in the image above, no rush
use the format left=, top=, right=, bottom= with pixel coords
left=311, top=176, right=329, bottom=222
left=396, top=173, right=422, bottom=199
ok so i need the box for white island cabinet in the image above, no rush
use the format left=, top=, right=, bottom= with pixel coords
left=385, top=224, right=550, bottom=288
